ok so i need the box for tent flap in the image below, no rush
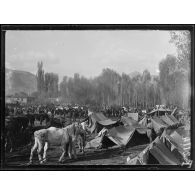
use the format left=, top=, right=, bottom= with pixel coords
left=127, top=113, right=138, bottom=121
left=98, top=119, right=117, bottom=126
left=108, top=125, right=135, bottom=146
left=160, top=115, right=175, bottom=126
left=151, top=117, right=167, bottom=134
left=88, top=112, right=117, bottom=133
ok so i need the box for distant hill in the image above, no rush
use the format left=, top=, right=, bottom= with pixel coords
left=5, top=68, right=37, bottom=95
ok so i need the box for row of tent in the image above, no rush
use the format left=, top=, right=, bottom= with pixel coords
left=85, top=112, right=181, bottom=149
left=85, top=114, right=151, bottom=149
left=139, top=114, right=181, bottom=134
left=126, top=127, right=191, bottom=165
left=127, top=116, right=191, bottom=165
left=87, top=113, right=183, bottom=147
left=87, top=112, right=180, bottom=136
left=84, top=111, right=191, bottom=166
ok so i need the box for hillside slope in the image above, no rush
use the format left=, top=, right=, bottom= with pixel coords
left=5, top=68, right=37, bottom=95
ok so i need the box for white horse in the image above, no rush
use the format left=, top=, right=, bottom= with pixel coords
left=29, top=122, right=82, bottom=164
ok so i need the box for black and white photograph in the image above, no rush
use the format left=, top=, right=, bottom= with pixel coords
left=1, top=25, right=194, bottom=170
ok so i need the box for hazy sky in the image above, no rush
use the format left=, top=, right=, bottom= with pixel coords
left=6, top=30, right=177, bottom=81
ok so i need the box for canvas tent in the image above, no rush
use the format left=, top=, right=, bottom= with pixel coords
left=150, top=116, right=168, bottom=134
left=86, top=117, right=151, bottom=149
left=108, top=125, right=150, bottom=147
left=162, top=126, right=191, bottom=156
left=87, top=112, right=117, bottom=134
left=171, top=107, right=184, bottom=117
left=160, top=114, right=180, bottom=127
left=139, top=116, right=148, bottom=127
left=86, top=125, right=150, bottom=149
left=127, top=136, right=190, bottom=165
left=127, top=113, right=139, bottom=121
left=121, top=116, right=140, bottom=127
left=160, top=115, right=175, bottom=126
left=148, top=107, right=171, bottom=116
left=127, top=122, right=191, bottom=166
left=113, top=117, right=151, bottom=146
left=98, top=119, right=117, bottom=126
left=121, top=116, right=151, bottom=134
left=148, top=138, right=182, bottom=165
left=85, top=134, right=117, bottom=149
left=171, top=107, right=177, bottom=116
left=109, top=116, right=149, bottom=147
left=167, top=114, right=179, bottom=124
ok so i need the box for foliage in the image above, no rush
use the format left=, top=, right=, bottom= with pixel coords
left=158, top=31, right=191, bottom=109
left=59, top=68, right=161, bottom=109
left=36, top=61, right=59, bottom=102
left=36, top=61, right=45, bottom=94
left=44, top=72, right=59, bottom=97
left=170, top=31, right=191, bottom=72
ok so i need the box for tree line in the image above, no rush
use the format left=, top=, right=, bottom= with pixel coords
left=36, top=61, right=59, bottom=99
left=159, top=31, right=190, bottom=109
left=60, top=68, right=161, bottom=109
left=36, top=31, right=190, bottom=110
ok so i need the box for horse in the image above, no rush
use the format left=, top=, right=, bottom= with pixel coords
left=29, top=122, right=85, bottom=164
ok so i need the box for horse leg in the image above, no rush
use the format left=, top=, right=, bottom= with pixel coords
left=68, top=141, right=73, bottom=159
left=72, top=141, right=77, bottom=159
left=37, top=140, right=43, bottom=164
left=5, top=137, right=12, bottom=152
left=9, top=138, right=13, bottom=153
left=42, top=142, right=49, bottom=163
left=59, top=145, right=66, bottom=162
left=82, top=139, right=85, bottom=154
left=82, top=134, right=86, bottom=154
left=78, top=137, right=82, bottom=152
left=78, top=137, right=85, bottom=154
left=29, top=138, right=38, bottom=164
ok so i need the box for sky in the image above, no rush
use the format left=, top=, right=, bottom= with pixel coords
left=5, top=30, right=177, bottom=81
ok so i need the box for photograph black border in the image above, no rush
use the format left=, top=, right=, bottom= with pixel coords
left=1, top=24, right=194, bottom=171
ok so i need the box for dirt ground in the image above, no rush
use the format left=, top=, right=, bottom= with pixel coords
left=4, top=144, right=148, bottom=166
